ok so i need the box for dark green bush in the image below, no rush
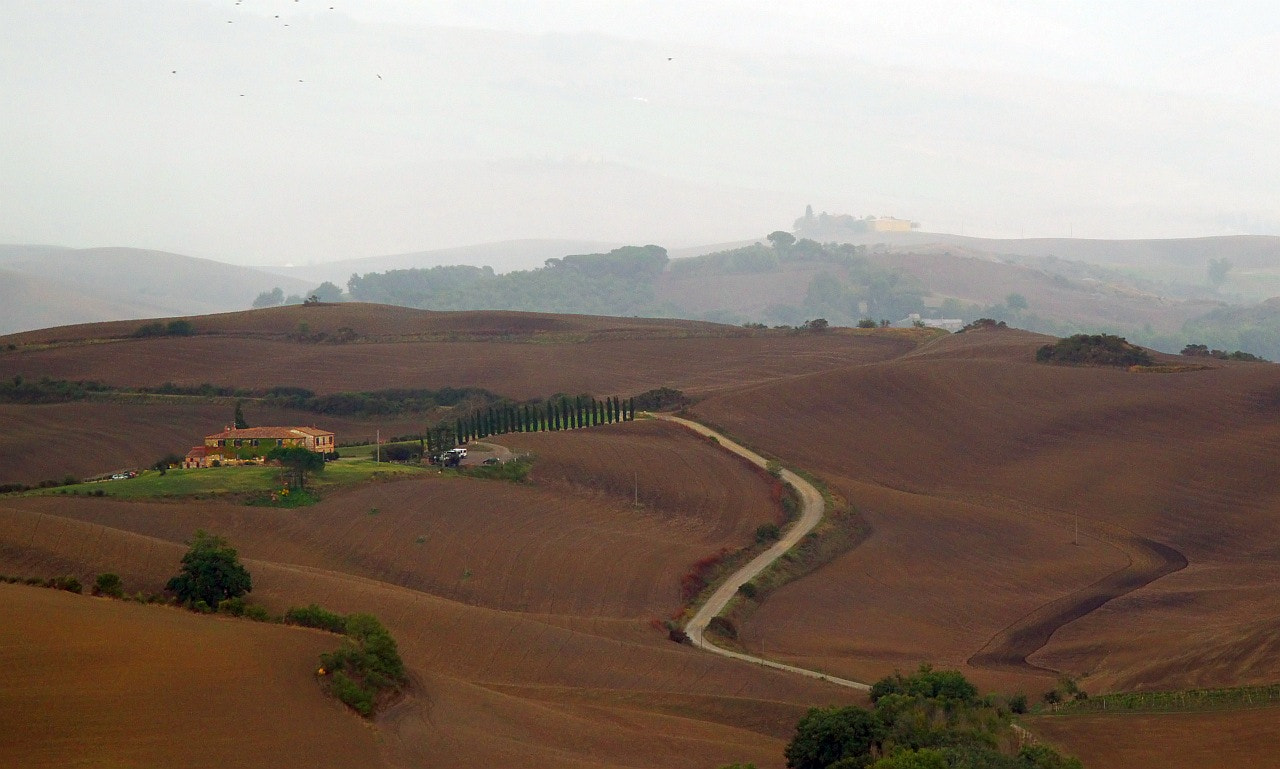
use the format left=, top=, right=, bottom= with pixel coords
left=284, top=604, right=348, bottom=633
left=1036, top=333, right=1153, bottom=367
left=737, top=581, right=758, bottom=599
left=755, top=522, right=781, bottom=544
left=93, top=573, right=124, bottom=598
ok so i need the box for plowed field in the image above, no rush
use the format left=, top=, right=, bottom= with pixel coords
left=0, top=582, right=381, bottom=769
left=0, top=416, right=845, bottom=769
left=693, top=326, right=1280, bottom=697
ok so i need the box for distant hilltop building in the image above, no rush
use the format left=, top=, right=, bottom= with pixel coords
left=867, top=216, right=914, bottom=233
left=794, top=208, right=920, bottom=237
left=896, top=313, right=964, bottom=332
left=183, top=426, right=335, bottom=468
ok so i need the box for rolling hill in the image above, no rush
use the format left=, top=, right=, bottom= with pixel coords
left=4, top=304, right=1280, bottom=767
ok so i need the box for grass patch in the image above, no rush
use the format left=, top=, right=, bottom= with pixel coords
left=451, top=457, right=533, bottom=483
left=1129, top=364, right=1215, bottom=374
left=23, top=460, right=430, bottom=502
left=1041, top=683, right=1280, bottom=715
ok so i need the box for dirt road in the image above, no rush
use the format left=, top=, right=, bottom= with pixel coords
left=654, top=414, right=870, bottom=691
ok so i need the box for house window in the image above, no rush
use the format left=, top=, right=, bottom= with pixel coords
left=234, top=439, right=242, bottom=447
left=251, top=439, right=258, bottom=447
left=276, top=439, right=283, bottom=446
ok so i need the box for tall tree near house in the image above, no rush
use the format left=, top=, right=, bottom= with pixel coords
left=233, top=401, right=249, bottom=429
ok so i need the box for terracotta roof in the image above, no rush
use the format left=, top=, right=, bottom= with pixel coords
left=204, top=426, right=333, bottom=440
left=185, top=446, right=208, bottom=457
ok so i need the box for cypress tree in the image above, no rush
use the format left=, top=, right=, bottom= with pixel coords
left=628, top=398, right=635, bottom=420
left=455, top=418, right=463, bottom=445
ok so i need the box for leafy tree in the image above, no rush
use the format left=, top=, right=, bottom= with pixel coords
left=233, top=400, right=249, bottom=429
left=870, top=749, right=949, bottom=769
left=166, top=530, right=252, bottom=608
left=252, top=287, right=285, bottom=308
left=267, top=445, right=325, bottom=490
left=785, top=705, right=885, bottom=769
left=768, top=230, right=797, bottom=251
left=1005, top=293, right=1029, bottom=311
left=1208, top=257, right=1232, bottom=289
left=311, top=281, right=344, bottom=302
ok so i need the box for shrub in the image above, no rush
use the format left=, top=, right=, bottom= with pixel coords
left=54, top=575, right=82, bottom=593
left=93, top=572, right=124, bottom=598
left=317, top=613, right=407, bottom=717
left=1036, top=333, right=1153, bottom=367
left=1008, top=693, right=1028, bottom=714
left=243, top=604, right=271, bottom=622
left=707, top=616, right=738, bottom=640
left=284, top=604, right=348, bottom=633
left=765, top=460, right=783, bottom=478
left=958, top=318, right=1008, bottom=333
left=217, top=597, right=247, bottom=616
left=737, top=581, right=758, bottom=599
left=755, top=522, right=781, bottom=544
left=857, top=318, right=878, bottom=328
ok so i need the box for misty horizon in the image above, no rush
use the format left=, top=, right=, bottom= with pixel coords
left=5, top=1, right=1280, bottom=266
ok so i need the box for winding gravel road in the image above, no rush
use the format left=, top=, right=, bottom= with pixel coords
left=654, top=414, right=870, bottom=691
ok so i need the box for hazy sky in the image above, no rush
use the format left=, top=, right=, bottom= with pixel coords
left=4, top=1, right=1279, bottom=265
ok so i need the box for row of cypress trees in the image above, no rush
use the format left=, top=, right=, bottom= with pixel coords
left=425, top=395, right=635, bottom=453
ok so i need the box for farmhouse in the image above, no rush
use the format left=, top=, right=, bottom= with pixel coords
left=184, top=426, right=336, bottom=467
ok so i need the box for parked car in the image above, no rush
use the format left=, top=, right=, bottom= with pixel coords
left=482, top=457, right=500, bottom=466
left=110, top=473, right=128, bottom=480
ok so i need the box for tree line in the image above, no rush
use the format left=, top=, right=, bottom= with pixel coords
left=425, top=394, right=635, bottom=454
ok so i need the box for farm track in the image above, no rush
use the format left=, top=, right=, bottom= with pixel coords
left=654, top=414, right=870, bottom=691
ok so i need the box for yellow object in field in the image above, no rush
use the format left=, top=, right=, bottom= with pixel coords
left=317, top=667, right=326, bottom=676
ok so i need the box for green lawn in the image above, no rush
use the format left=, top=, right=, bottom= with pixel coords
left=30, top=460, right=430, bottom=500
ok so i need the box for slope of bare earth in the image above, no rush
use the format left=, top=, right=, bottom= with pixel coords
left=0, top=582, right=381, bottom=769
left=0, top=417, right=853, bottom=769
left=1025, top=708, right=1280, bottom=769
left=0, top=305, right=915, bottom=401
left=692, top=326, right=1280, bottom=696
left=6, top=422, right=778, bottom=619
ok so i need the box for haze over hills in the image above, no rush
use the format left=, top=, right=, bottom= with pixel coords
left=8, top=228, right=1280, bottom=358
left=253, top=238, right=625, bottom=285
left=0, top=245, right=311, bottom=335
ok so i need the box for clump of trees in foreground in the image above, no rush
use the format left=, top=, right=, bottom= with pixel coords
left=1036, top=333, right=1153, bottom=367
left=723, top=665, right=1082, bottom=769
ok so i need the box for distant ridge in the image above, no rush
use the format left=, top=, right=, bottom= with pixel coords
left=0, top=246, right=311, bottom=335
left=253, top=239, right=625, bottom=285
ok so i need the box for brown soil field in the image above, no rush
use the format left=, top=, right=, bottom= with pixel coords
left=0, top=401, right=424, bottom=484
left=693, top=326, right=1280, bottom=696
left=0, top=323, right=911, bottom=402
left=0, top=582, right=381, bottom=769
left=4, top=422, right=778, bottom=619
left=1025, top=708, right=1280, bottom=769
left=0, top=303, right=735, bottom=345
left=0, top=417, right=853, bottom=769
left=7, top=305, right=1280, bottom=766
